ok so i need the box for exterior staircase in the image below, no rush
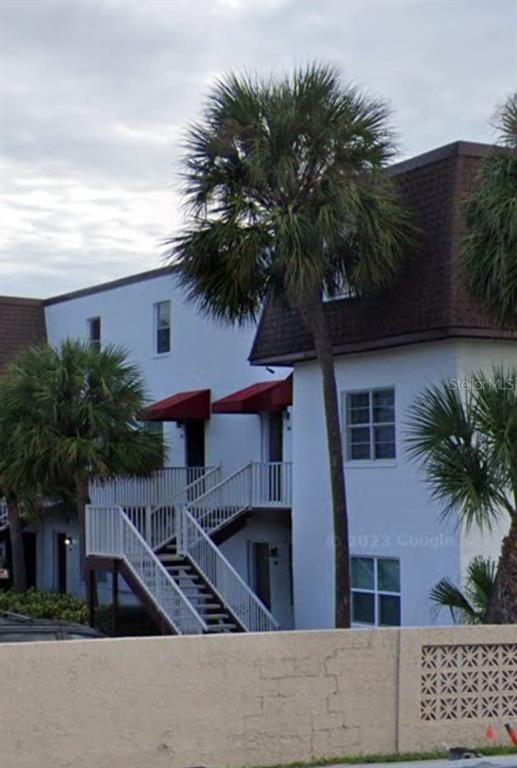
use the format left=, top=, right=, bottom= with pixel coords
left=159, top=537, right=241, bottom=633
left=86, top=461, right=291, bottom=636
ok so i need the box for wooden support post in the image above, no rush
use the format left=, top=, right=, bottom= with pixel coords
left=88, top=568, right=97, bottom=628
left=111, top=563, right=119, bottom=637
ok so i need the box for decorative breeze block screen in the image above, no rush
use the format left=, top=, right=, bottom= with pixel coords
left=420, top=643, right=517, bottom=721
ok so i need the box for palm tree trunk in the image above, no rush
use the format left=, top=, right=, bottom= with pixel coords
left=6, top=498, right=27, bottom=593
left=303, top=293, right=351, bottom=628
left=486, top=514, right=517, bottom=624
left=75, top=471, right=94, bottom=603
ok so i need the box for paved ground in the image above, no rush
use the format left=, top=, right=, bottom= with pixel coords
left=327, top=756, right=517, bottom=768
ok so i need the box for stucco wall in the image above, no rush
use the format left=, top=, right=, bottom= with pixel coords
left=291, top=338, right=517, bottom=630
left=0, top=625, right=515, bottom=768
left=44, top=272, right=284, bottom=474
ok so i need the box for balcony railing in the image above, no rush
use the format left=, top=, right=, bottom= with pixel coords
left=89, top=466, right=215, bottom=507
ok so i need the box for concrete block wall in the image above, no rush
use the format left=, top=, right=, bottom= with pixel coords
left=0, top=625, right=515, bottom=768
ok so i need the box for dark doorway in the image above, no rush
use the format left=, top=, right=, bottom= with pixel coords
left=268, top=411, right=283, bottom=462
left=185, top=419, right=206, bottom=468
left=268, top=411, right=283, bottom=501
left=23, top=532, right=37, bottom=589
left=250, top=542, right=271, bottom=610
left=55, top=533, right=67, bottom=594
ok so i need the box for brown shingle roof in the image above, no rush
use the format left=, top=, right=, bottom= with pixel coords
left=249, top=141, right=517, bottom=366
left=0, top=297, right=47, bottom=373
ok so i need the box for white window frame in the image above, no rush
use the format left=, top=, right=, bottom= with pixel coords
left=344, top=387, right=396, bottom=462
left=153, top=300, right=171, bottom=355
left=87, top=316, right=101, bottom=351
left=322, top=275, right=356, bottom=302
left=351, top=555, right=401, bottom=627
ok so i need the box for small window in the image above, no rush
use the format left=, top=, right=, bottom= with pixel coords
left=345, top=388, right=395, bottom=460
left=323, top=275, right=356, bottom=302
left=154, top=301, right=171, bottom=354
left=351, top=556, right=401, bottom=627
left=88, top=317, right=101, bottom=351
left=144, top=421, right=164, bottom=438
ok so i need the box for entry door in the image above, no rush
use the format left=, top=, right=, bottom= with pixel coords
left=185, top=419, right=206, bottom=484
left=250, top=542, right=271, bottom=610
left=23, top=532, right=37, bottom=589
left=3, top=532, right=37, bottom=589
left=55, top=533, right=67, bottom=594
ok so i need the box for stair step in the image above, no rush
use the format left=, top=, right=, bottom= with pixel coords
left=205, top=624, right=238, bottom=632
left=186, top=594, right=220, bottom=602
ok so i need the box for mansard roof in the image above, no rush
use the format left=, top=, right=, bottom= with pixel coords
left=249, top=141, right=516, bottom=366
left=0, top=296, right=47, bottom=372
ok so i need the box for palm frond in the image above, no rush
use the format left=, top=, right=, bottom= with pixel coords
left=167, top=62, right=415, bottom=321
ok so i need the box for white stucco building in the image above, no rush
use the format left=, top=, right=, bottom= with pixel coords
left=0, top=140, right=515, bottom=635
left=249, top=141, right=517, bottom=631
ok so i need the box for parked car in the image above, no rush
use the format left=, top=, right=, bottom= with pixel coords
left=0, top=612, right=104, bottom=642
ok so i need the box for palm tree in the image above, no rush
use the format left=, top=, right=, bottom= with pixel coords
left=430, top=557, right=496, bottom=625
left=0, top=340, right=164, bottom=592
left=462, top=93, right=517, bottom=327
left=169, top=64, right=415, bottom=627
left=407, top=366, right=517, bottom=623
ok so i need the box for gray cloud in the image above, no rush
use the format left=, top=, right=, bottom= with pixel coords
left=1, top=0, right=515, bottom=297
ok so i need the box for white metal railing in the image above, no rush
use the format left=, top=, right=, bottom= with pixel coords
left=177, top=505, right=279, bottom=633
left=188, top=462, right=292, bottom=535
left=172, top=464, right=223, bottom=505
left=0, top=502, right=8, bottom=531
left=89, top=466, right=215, bottom=507
left=86, top=505, right=207, bottom=635
left=251, top=462, right=292, bottom=508
left=147, top=465, right=223, bottom=551
left=189, top=463, right=253, bottom=532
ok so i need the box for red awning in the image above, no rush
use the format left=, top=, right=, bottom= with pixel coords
left=142, top=389, right=211, bottom=421
left=212, top=376, right=292, bottom=414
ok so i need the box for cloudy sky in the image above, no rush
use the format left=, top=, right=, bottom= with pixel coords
left=1, top=0, right=515, bottom=298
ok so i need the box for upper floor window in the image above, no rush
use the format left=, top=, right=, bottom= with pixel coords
left=323, top=275, right=356, bottom=302
left=351, top=556, right=400, bottom=626
left=87, top=317, right=101, bottom=351
left=345, top=388, right=396, bottom=460
left=154, top=301, right=171, bottom=354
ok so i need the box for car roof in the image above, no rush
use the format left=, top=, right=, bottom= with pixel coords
left=0, top=612, right=102, bottom=637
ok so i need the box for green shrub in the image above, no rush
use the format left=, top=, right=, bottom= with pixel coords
left=0, top=588, right=89, bottom=624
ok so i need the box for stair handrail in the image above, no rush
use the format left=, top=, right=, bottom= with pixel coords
left=187, top=462, right=253, bottom=516
left=177, top=504, right=279, bottom=633
left=86, top=504, right=208, bottom=635
left=170, top=464, right=223, bottom=505
left=148, top=464, right=224, bottom=550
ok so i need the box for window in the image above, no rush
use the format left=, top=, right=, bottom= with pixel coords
left=345, top=388, right=395, bottom=460
left=351, top=556, right=401, bottom=626
left=154, top=301, right=171, bottom=354
left=88, top=317, right=101, bottom=351
left=144, top=421, right=163, bottom=438
left=323, top=275, right=356, bottom=302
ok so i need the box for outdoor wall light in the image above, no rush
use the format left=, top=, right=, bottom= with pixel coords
left=64, top=536, right=73, bottom=547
